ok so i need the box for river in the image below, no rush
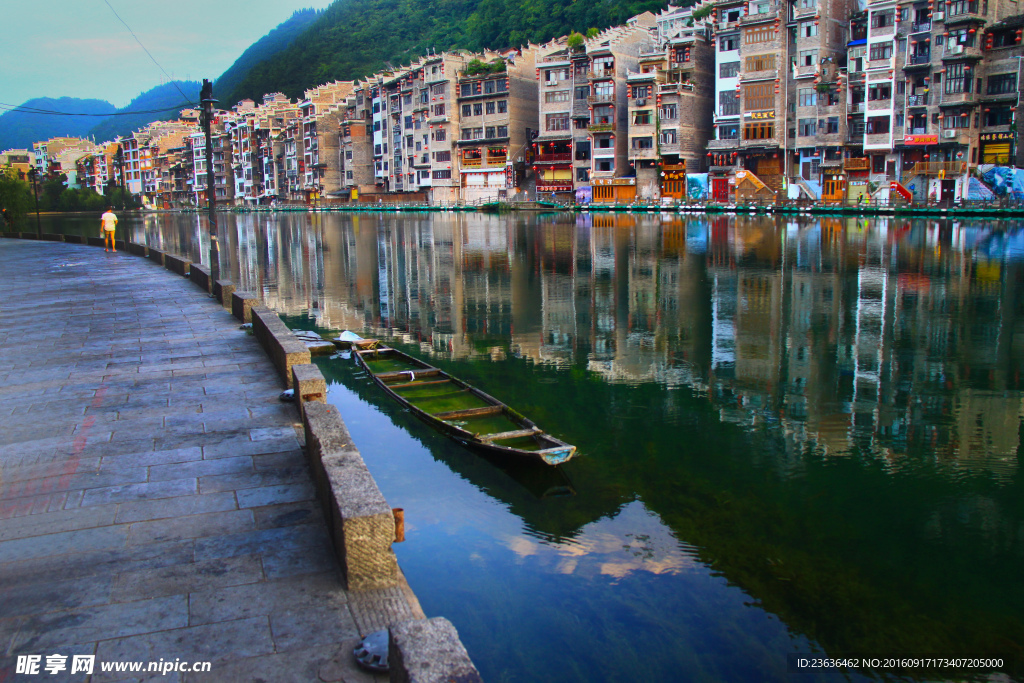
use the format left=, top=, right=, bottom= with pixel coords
left=37, top=211, right=1024, bottom=681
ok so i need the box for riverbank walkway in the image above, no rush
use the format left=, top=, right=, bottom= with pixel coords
left=0, top=238, right=419, bottom=682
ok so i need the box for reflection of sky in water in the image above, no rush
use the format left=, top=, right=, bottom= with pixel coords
left=325, top=375, right=867, bottom=683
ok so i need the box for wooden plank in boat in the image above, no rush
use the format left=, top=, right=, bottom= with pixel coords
left=432, top=406, right=503, bottom=420
left=477, top=428, right=542, bottom=442
left=389, top=378, right=453, bottom=390
left=375, top=368, right=441, bottom=382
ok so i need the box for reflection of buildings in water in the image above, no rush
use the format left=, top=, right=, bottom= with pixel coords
left=156, top=212, right=1023, bottom=477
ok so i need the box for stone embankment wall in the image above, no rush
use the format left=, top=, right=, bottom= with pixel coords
left=0, top=231, right=483, bottom=683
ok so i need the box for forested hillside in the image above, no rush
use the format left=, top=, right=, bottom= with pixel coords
left=0, top=98, right=115, bottom=150
left=225, top=0, right=671, bottom=104
left=216, top=9, right=322, bottom=105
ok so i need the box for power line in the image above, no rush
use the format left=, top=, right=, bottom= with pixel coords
left=100, top=0, right=197, bottom=106
left=0, top=101, right=196, bottom=117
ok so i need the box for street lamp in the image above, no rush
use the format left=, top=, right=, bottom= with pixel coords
left=200, top=79, right=220, bottom=282
left=27, top=167, right=41, bottom=237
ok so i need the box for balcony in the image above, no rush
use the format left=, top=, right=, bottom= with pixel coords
left=905, top=52, right=932, bottom=67
left=908, top=127, right=928, bottom=135
left=943, top=44, right=983, bottom=60
left=850, top=102, right=866, bottom=113
left=535, top=152, right=572, bottom=163
left=587, top=70, right=614, bottom=80
left=844, top=157, right=870, bottom=170
left=588, top=120, right=616, bottom=133
left=906, top=94, right=930, bottom=106
left=587, top=93, right=615, bottom=104
left=910, top=20, right=931, bottom=33
left=740, top=8, right=778, bottom=24
left=905, top=161, right=967, bottom=175
left=939, top=90, right=976, bottom=106
left=708, top=139, right=740, bottom=150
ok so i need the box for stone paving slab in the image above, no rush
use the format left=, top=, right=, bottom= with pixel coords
left=0, top=239, right=402, bottom=682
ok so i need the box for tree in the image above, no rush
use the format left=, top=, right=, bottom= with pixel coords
left=0, top=167, right=32, bottom=226
left=567, top=31, right=585, bottom=52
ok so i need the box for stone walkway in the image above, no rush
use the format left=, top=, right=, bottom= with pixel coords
left=0, top=239, right=412, bottom=682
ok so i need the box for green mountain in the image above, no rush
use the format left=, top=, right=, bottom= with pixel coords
left=224, top=0, right=670, bottom=105
left=216, top=8, right=323, bottom=106
left=0, top=98, right=116, bottom=151
left=87, top=81, right=200, bottom=142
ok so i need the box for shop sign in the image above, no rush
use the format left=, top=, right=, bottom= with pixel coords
left=744, top=110, right=775, bottom=120
left=980, top=132, right=1014, bottom=142
left=904, top=134, right=938, bottom=145
left=592, top=178, right=636, bottom=185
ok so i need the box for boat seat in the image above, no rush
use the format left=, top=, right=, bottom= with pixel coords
left=477, top=427, right=541, bottom=442
left=433, top=406, right=502, bottom=420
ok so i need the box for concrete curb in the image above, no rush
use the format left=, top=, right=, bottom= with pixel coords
left=249, top=305, right=311, bottom=389
left=389, top=617, right=483, bottom=683
left=164, top=253, right=190, bottom=276
left=189, top=263, right=212, bottom=293
left=213, top=279, right=235, bottom=308
left=231, top=290, right=259, bottom=324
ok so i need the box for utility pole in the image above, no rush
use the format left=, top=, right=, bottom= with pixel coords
left=201, top=79, right=220, bottom=282
left=28, top=167, right=41, bottom=237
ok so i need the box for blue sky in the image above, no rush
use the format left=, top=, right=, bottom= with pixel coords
left=2, top=0, right=335, bottom=109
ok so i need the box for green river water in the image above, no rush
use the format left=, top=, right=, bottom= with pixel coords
left=37, top=211, right=1024, bottom=681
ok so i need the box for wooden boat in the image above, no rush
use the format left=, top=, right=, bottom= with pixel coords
left=352, top=345, right=576, bottom=466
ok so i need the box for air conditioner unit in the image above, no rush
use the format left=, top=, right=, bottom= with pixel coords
left=637, top=98, right=647, bottom=106
left=948, top=44, right=964, bottom=55
left=942, top=129, right=957, bottom=139
left=932, top=10, right=944, bottom=19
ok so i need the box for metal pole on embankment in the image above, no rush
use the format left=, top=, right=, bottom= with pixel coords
left=201, top=79, right=220, bottom=282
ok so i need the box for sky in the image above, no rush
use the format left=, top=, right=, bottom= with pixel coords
left=1, top=0, right=336, bottom=110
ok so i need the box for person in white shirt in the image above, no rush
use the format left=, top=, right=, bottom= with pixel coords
left=100, top=207, right=118, bottom=252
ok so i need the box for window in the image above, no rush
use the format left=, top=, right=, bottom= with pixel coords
left=497, top=100, right=507, bottom=113
left=434, top=151, right=451, bottom=162
left=943, top=109, right=970, bottom=128
left=799, top=118, right=816, bottom=136
left=986, top=106, right=1013, bottom=126
left=545, top=90, right=570, bottom=103
left=825, top=117, right=839, bottom=134
left=798, top=88, right=817, bottom=107
left=462, top=104, right=472, bottom=116
left=660, top=103, right=677, bottom=119
left=432, top=169, right=451, bottom=179
left=346, top=170, right=353, bottom=179
left=872, top=155, right=886, bottom=173
left=433, top=103, right=445, bottom=116
left=545, top=68, right=569, bottom=83
left=719, top=123, right=739, bottom=139
left=460, top=83, right=473, bottom=96
left=721, top=62, right=741, bottom=78
left=743, top=121, right=774, bottom=139
left=433, top=128, right=446, bottom=141
left=868, top=83, right=892, bottom=100
left=632, top=137, right=653, bottom=149
left=720, top=91, right=740, bottom=116
left=744, top=27, right=775, bottom=43
left=799, top=50, right=818, bottom=67
left=496, top=125, right=508, bottom=137
left=484, top=80, right=496, bottom=94
left=988, top=73, right=1017, bottom=95
left=869, top=43, right=893, bottom=61
left=495, top=79, right=508, bottom=92
left=473, top=103, right=483, bottom=116
left=944, top=62, right=969, bottom=94
left=430, top=84, right=445, bottom=96
left=485, top=126, right=496, bottom=138
left=404, top=115, right=413, bottom=129
left=345, top=150, right=353, bottom=159
left=866, top=116, right=890, bottom=134
left=633, top=110, right=652, bottom=125
left=948, top=0, right=978, bottom=15
left=746, top=54, right=776, bottom=71
left=801, top=21, right=818, bottom=37
left=596, top=159, right=614, bottom=172
left=575, top=86, right=589, bottom=100
left=660, top=129, right=677, bottom=144
left=577, top=167, right=590, bottom=182
left=744, top=83, right=775, bottom=110
left=486, top=101, right=496, bottom=114
left=631, top=85, right=651, bottom=99
left=720, top=36, right=737, bottom=51
left=594, top=82, right=614, bottom=100
left=870, top=10, right=894, bottom=28
left=546, top=114, right=570, bottom=131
